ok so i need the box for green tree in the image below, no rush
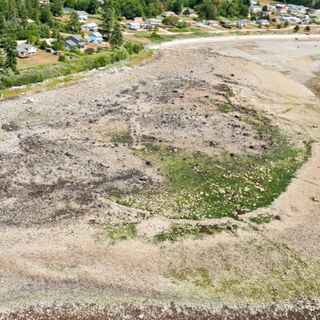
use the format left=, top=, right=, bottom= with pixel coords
left=110, top=22, right=123, bottom=47
left=68, top=11, right=81, bottom=33
left=101, top=0, right=115, bottom=40
left=2, top=35, right=17, bottom=72
left=51, top=0, right=63, bottom=16
left=40, top=5, right=53, bottom=24
left=0, top=12, right=7, bottom=35
left=293, top=24, right=300, bottom=32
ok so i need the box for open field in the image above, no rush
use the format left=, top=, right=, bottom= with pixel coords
left=0, top=35, right=320, bottom=318
left=17, top=50, right=58, bottom=71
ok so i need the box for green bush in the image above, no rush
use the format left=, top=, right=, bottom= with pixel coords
left=84, top=47, right=95, bottom=55
left=124, top=42, right=144, bottom=55
left=58, top=55, right=66, bottom=62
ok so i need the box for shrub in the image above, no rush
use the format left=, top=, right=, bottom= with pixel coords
left=124, top=42, right=144, bottom=55
left=58, top=55, right=66, bottom=62
left=39, top=40, right=48, bottom=50
left=84, top=47, right=95, bottom=55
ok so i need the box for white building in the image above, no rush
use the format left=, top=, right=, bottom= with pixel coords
left=76, top=10, right=88, bottom=22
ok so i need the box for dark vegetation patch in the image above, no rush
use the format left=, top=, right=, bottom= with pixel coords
left=249, top=214, right=281, bottom=225
left=111, top=132, right=134, bottom=145
left=154, top=223, right=238, bottom=242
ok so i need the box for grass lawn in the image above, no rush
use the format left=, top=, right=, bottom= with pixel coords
left=17, top=50, right=58, bottom=71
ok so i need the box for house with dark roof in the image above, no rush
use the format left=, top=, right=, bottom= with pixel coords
left=64, top=35, right=85, bottom=49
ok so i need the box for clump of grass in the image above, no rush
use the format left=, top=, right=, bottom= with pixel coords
left=218, top=103, right=237, bottom=113
left=103, top=223, right=137, bottom=241
left=111, top=132, right=133, bottom=145
left=168, top=267, right=212, bottom=289
left=154, top=223, right=237, bottom=242
left=249, top=214, right=281, bottom=225
left=50, top=207, right=72, bottom=220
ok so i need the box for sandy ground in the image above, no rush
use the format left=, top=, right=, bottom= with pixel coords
left=0, top=35, right=320, bottom=317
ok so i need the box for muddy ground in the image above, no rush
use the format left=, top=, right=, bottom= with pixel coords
left=0, top=36, right=320, bottom=318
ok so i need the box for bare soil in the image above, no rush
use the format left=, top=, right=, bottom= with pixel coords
left=0, top=36, right=320, bottom=318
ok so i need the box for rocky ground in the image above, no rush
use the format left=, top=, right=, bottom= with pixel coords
left=0, top=36, right=320, bottom=318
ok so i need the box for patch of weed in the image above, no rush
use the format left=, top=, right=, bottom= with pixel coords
left=154, top=223, right=237, bottom=242
left=111, top=132, right=133, bottom=145
left=50, top=207, right=72, bottom=220
left=249, top=214, right=281, bottom=225
left=218, top=103, right=237, bottom=113
left=103, top=223, right=137, bottom=242
left=168, top=267, right=212, bottom=289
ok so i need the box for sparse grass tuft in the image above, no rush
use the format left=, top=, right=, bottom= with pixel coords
left=111, top=132, right=133, bottom=145
left=218, top=103, right=237, bottom=113
left=50, top=207, right=72, bottom=220
left=249, top=214, right=281, bottom=225
left=154, top=223, right=237, bottom=242
left=168, top=267, right=212, bottom=289
left=103, top=223, right=137, bottom=242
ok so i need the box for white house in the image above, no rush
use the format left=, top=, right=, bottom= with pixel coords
left=81, top=22, right=98, bottom=31
left=16, top=44, right=37, bottom=58
left=86, top=32, right=103, bottom=44
left=162, top=11, right=176, bottom=17
left=256, top=19, right=270, bottom=25
left=144, top=18, right=161, bottom=26
left=126, top=22, right=140, bottom=30
left=250, top=5, right=262, bottom=13
left=76, top=10, right=88, bottom=22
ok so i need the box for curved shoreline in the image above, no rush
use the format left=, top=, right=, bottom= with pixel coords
left=151, top=33, right=320, bottom=48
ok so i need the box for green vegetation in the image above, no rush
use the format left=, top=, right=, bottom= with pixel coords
left=249, top=214, right=281, bottom=225
left=215, top=255, right=320, bottom=303
left=218, top=103, right=237, bottom=113
left=0, top=46, right=144, bottom=89
left=112, top=110, right=311, bottom=220
left=50, top=207, right=72, bottom=220
left=154, top=223, right=238, bottom=242
left=111, top=132, right=133, bottom=145
left=168, top=267, right=212, bottom=289
left=103, top=223, right=137, bottom=241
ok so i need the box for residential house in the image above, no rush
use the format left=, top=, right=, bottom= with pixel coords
left=134, top=17, right=144, bottom=23
left=256, top=19, right=270, bottom=25
left=236, top=20, right=246, bottom=27
left=126, top=22, right=141, bottom=30
left=144, top=18, right=162, bottom=26
left=250, top=5, right=262, bottom=13
left=81, top=22, right=98, bottom=31
left=76, top=10, right=88, bottom=22
left=64, top=35, right=85, bottom=49
left=86, top=32, right=103, bottom=44
left=288, top=4, right=307, bottom=15
left=39, top=0, right=49, bottom=5
left=220, top=20, right=237, bottom=27
left=16, top=44, right=37, bottom=58
left=162, top=11, right=176, bottom=17
left=280, top=16, right=302, bottom=23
